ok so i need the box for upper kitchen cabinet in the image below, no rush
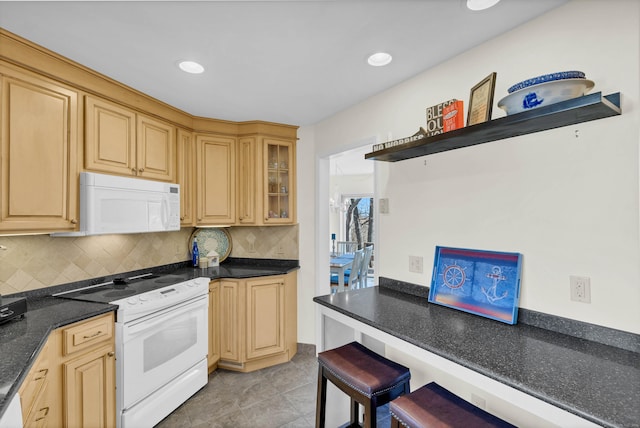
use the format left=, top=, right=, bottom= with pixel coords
left=0, top=66, right=80, bottom=234
left=236, top=124, right=298, bottom=225
left=264, top=138, right=296, bottom=224
left=236, top=136, right=259, bottom=224
left=85, top=95, right=176, bottom=182
left=177, top=128, right=196, bottom=226
left=195, top=134, right=236, bottom=225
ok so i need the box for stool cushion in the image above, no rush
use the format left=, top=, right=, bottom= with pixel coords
left=390, top=382, right=515, bottom=428
left=317, top=341, right=411, bottom=398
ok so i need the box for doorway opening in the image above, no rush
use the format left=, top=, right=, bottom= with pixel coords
left=329, top=145, right=375, bottom=289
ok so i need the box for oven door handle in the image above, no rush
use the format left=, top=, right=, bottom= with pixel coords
left=124, top=296, right=207, bottom=337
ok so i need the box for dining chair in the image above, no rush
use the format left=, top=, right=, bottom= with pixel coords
left=336, top=241, right=358, bottom=255
left=359, top=245, right=374, bottom=288
left=330, top=249, right=364, bottom=289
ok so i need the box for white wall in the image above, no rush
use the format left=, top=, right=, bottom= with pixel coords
left=297, top=0, right=640, bottom=342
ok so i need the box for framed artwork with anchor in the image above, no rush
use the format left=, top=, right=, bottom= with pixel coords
left=428, top=245, right=522, bottom=324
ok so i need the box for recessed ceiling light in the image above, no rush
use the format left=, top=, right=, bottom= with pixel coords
left=367, top=52, right=392, bottom=67
left=466, top=0, right=501, bottom=11
left=466, top=0, right=500, bottom=11
left=178, top=60, right=205, bottom=74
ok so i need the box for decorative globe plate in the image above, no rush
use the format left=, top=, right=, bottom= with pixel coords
left=189, top=228, right=232, bottom=262
left=507, top=71, right=586, bottom=93
left=497, top=78, right=594, bottom=116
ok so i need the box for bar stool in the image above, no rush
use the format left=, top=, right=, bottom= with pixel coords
left=389, top=382, right=516, bottom=428
left=316, top=341, right=411, bottom=428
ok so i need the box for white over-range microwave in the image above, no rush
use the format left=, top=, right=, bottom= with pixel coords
left=52, top=172, right=180, bottom=236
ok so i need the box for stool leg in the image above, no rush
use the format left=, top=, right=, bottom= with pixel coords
left=315, top=365, right=327, bottom=428
left=390, top=417, right=400, bottom=428
left=349, top=398, right=358, bottom=426
left=363, top=398, right=376, bottom=428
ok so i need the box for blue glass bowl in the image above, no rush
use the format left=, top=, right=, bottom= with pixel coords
left=507, top=71, right=586, bottom=93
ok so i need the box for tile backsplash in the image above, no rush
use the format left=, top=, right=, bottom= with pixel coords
left=0, top=225, right=298, bottom=295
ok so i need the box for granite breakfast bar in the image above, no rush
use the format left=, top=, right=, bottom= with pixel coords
left=313, top=279, right=640, bottom=428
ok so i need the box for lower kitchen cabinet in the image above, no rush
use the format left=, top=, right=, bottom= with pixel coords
left=215, top=272, right=297, bottom=373
left=19, top=312, right=116, bottom=428
left=208, top=280, right=221, bottom=372
left=62, top=343, right=115, bottom=428
left=19, top=341, right=52, bottom=428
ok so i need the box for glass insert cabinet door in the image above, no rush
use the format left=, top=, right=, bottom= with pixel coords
left=265, top=140, right=293, bottom=223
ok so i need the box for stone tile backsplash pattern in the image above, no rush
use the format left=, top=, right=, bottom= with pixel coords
left=228, top=225, right=299, bottom=259
left=0, top=226, right=298, bottom=295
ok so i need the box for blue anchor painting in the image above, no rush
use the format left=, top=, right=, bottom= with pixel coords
left=522, top=92, right=544, bottom=109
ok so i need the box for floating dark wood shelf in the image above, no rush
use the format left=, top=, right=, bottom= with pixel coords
left=365, top=92, right=621, bottom=162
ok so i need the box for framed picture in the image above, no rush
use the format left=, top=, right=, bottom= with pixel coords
left=466, top=72, right=497, bottom=126
left=428, top=246, right=522, bottom=324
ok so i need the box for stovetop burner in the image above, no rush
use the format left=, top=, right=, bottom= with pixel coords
left=56, top=271, right=197, bottom=304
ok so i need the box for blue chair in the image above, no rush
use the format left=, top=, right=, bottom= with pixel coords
left=331, top=249, right=364, bottom=289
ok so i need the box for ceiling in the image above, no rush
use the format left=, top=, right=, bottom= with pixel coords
left=0, top=0, right=567, bottom=127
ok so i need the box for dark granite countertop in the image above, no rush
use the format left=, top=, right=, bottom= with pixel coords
left=0, top=257, right=299, bottom=420
left=313, top=285, right=640, bottom=428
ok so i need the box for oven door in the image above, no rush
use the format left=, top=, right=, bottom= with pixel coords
left=117, top=294, right=208, bottom=409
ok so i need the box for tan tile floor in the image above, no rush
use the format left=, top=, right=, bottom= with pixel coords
left=155, top=344, right=391, bottom=428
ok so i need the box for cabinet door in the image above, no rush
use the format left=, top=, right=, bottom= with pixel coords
left=219, top=279, right=244, bottom=363
left=136, top=114, right=176, bottom=181
left=177, top=128, right=195, bottom=226
left=85, top=95, right=136, bottom=176
left=208, top=280, right=220, bottom=371
left=263, top=138, right=295, bottom=224
left=236, top=137, right=258, bottom=224
left=196, top=134, right=236, bottom=225
left=246, top=276, right=285, bottom=360
left=0, top=69, right=79, bottom=233
left=63, top=344, right=115, bottom=428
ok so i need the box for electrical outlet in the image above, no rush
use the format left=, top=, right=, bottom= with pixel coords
left=570, top=275, right=591, bottom=303
left=409, top=256, right=423, bottom=273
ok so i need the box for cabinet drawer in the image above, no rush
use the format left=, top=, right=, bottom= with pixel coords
left=62, top=313, right=114, bottom=356
left=19, top=341, right=49, bottom=421
left=22, top=380, right=50, bottom=428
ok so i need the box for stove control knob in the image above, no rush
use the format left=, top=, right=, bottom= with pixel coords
left=127, top=297, right=138, bottom=305
left=139, top=295, right=149, bottom=302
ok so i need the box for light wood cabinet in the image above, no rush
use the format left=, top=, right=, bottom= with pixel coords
left=195, top=134, right=236, bottom=225
left=264, top=138, right=296, bottom=224
left=85, top=95, right=176, bottom=181
left=219, top=279, right=244, bottom=364
left=18, top=312, right=115, bottom=428
left=58, top=313, right=115, bottom=428
left=217, top=272, right=297, bottom=372
left=208, top=280, right=220, bottom=372
left=177, top=128, right=196, bottom=226
left=19, top=341, right=52, bottom=428
left=236, top=136, right=296, bottom=225
left=0, top=66, right=80, bottom=234
left=246, top=276, right=285, bottom=360
left=236, top=137, right=259, bottom=224
left=62, top=343, right=115, bottom=428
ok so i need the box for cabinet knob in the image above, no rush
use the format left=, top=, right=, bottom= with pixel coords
left=138, top=168, right=144, bottom=173
left=180, top=216, right=185, bottom=221
left=131, top=168, right=137, bottom=175
left=70, top=218, right=78, bottom=224
left=107, top=351, right=115, bottom=357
